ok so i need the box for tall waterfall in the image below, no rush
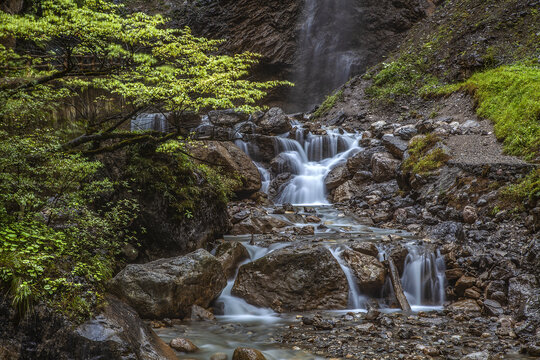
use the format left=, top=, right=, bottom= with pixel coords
left=289, top=0, right=361, bottom=111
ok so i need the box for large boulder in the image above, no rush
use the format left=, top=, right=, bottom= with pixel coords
left=346, top=146, right=386, bottom=173
left=189, top=141, right=262, bottom=196
left=325, top=163, right=351, bottom=191
left=258, top=107, right=292, bottom=135
left=342, top=249, right=386, bottom=295
left=382, top=134, right=408, bottom=159
left=231, top=245, right=349, bottom=312
left=371, top=152, right=400, bottom=182
left=108, top=249, right=227, bottom=319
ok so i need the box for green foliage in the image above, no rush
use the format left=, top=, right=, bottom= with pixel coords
left=0, top=0, right=291, bottom=149
left=430, top=64, right=540, bottom=161
left=0, top=134, right=138, bottom=320
left=312, top=90, right=343, bottom=118
left=501, top=169, right=540, bottom=205
left=402, top=134, right=450, bottom=175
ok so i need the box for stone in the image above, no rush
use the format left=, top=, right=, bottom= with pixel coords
left=445, top=268, right=464, bottom=281
left=230, top=214, right=290, bottom=235
left=448, top=299, right=481, bottom=313
left=430, top=221, right=465, bottom=242
left=108, top=249, right=227, bottom=319
left=349, top=242, right=379, bottom=257
left=270, top=153, right=302, bottom=175
left=208, top=109, right=249, bottom=127
left=232, top=245, right=349, bottom=312
left=170, top=338, right=199, bottom=353
left=508, top=274, right=538, bottom=310
left=382, top=134, right=408, bottom=159
left=232, top=347, right=267, bottom=360
left=333, top=180, right=362, bottom=202
left=294, top=225, right=315, bottom=235
left=211, top=353, right=229, bottom=360
left=231, top=209, right=250, bottom=224
left=185, top=304, right=216, bottom=321
left=352, top=170, right=373, bottom=183
left=355, top=323, right=376, bottom=333
left=215, top=241, right=249, bottom=278
left=483, top=299, right=503, bottom=316
left=455, top=276, right=476, bottom=296
left=189, top=141, right=261, bottom=195
left=371, top=152, right=400, bottom=182
left=325, top=164, right=351, bottom=191
left=462, top=206, right=477, bottom=224
left=305, top=215, right=321, bottom=223
left=258, top=107, right=291, bottom=135
left=346, top=146, right=385, bottom=173
left=342, top=250, right=386, bottom=295
left=464, top=288, right=481, bottom=299
left=394, top=125, right=418, bottom=140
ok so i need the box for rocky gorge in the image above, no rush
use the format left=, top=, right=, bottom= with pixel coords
left=0, top=0, right=538, bottom=359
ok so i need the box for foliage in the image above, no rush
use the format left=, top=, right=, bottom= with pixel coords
left=402, top=134, right=450, bottom=175
left=312, top=90, right=343, bottom=118
left=0, top=0, right=291, bottom=151
left=501, top=168, right=540, bottom=205
left=429, top=64, right=540, bottom=161
left=0, top=134, right=138, bottom=320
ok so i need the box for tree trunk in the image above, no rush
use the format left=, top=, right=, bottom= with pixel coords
left=384, top=258, right=411, bottom=312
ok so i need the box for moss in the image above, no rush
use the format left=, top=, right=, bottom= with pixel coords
left=501, top=168, right=540, bottom=205
left=312, top=90, right=343, bottom=118
left=430, top=64, right=540, bottom=161
left=402, top=134, right=450, bottom=175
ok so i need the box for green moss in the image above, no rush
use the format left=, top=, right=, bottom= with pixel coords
left=431, top=64, right=540, bottom=161
left=501, top=168, right=540, bottom=204
left=312, top=90, right=343, bottom=118
left=402, top=134, right=450, bottom=175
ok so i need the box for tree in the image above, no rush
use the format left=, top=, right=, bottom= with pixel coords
left=0, top=0, right=289, bottom=153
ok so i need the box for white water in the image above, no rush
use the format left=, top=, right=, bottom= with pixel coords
left=329, top=246, right=368, bottom=311
left=131, top=113, right=171, bottom=132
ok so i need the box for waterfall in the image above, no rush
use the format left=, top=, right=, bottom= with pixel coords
left=329, top=246, right=368, bottom=310
left=400, top=245, right=446, bottom=307
left=131, top=113, right=171, bottom=132
left=289, top=0, right=360, bottom=111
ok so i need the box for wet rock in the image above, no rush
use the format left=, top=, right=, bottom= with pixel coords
left=258, top=107, right=291, bottom=135
left=449, top=299, right=481, bottom=313
left=230, top=214, right=290, bottom=235
left=346, top=146, right=386, bottom=173
left=208, top=109, right=249, bottom=127
left=215, top=241, right=249, bottom=278
left=430, top=221, right=464, bottom=242
left=185, top=304, right=216, bottom=321
left=211, top=353, right=228, bottom=360
left=325, top=164, right=351, bottom=191
left=389, top=244, right=409, bottom=274
left=349, top=242, right=379, bottom=257
left=333, top=180, right=362, bottom=202
left=232, top=245, right=349, bottom=312
left=382, top=134, right=408, bottom=159
left=305, top=215, right=321, bottom=223
left=445, top=268, right=464, bottom=281
left=108, top=249, right=227, bottom=319
left=462, top=206, right=478, bottom=224
left=231, top=209, right=250, bottom=224
left=270, top=153, right=302, bottom=175
left=483, top=299, right=503, bottom=316
left=170, top=338, right=199, bottom=353
left=342, top=250, right=386, bottom=295
left=460, top=350, right=489, bottom=360
left=371, top=152, right=400, bottom=182
left=508, top=274, right=538, bottom=310
left=455, top=276, right=476, bottom=296
left=352, top=170, right=373, bottom=183
left=190, top=141, right=261, bottom=195
left=294, top=225, right=315, bottom=235
left=355, top=322, right=376, bottom=333
left=464, top=288, right=481, bottom=299
left=232, top=347, right=267, bottom=360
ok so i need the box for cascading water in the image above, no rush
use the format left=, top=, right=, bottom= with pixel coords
left=400, top=245, right=447, bottom=309
left=329, top=246, right=368, bottom=310
left=289, top=0, right=361, bottom=111
left=131, top=113, right=171, bottom=132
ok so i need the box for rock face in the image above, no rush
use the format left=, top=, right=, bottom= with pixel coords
left=190, top=141, right=262, bottom=195
left=342, top=249, right=386, bottom=295
left=232, top=245, right=349, bottom=312
left=109, top=249, right=227, bottom=319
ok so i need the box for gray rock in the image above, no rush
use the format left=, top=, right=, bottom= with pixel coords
left=258, top=107, right=291, bottom=135
left=460, top=351, right=489, bottom=360
left=483, top=299, right=503, bottom=316
left=325, top=164, right=351, bottom=191
left=232, top=245, right=349, bottom=312
left=394, top=125, right=418, bottom=140
left=170, top=337, right=199, bottom=352
left=371, top=152, right=400, bottom=182
left=109, top=249, right=227, bottom=319
left=215, top=241, right=249, bottom=278
left=333, top=180, right=362, bottom=202
left=208, top=109, right=249, bottom=127
left=342, top=250, right=386, bottom=295
left=508, top=274, right=538, bottom=310
left=382, top=134, right=408, bottom=159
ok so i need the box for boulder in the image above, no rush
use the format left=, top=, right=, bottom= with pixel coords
left=342, top=250, right=386, bottom=295
left=108, top=249, right=227, bottom=319
left=349, top=242, right=379, bottom=258
left=333, top=180, right=362, bottom=202
left=232, top=245, right=349, bottom=312
left=448, top=299, right=481, bottom=313
left=208, top=109, right=249, bottom=127
left=215, top=241, right=250, bottom=278
left=394, top=125, right=418, bottom=140
left=270, top=153, right=302, bottom=175
left=169, top=338, right=199, bottom=353
left=185, top=304, right=216, bottom=321
left=258, top=107, right=291, bottom=135
left=455, top=276, right=476, bottom=296
left=189, top=141, right=261, bottom=195
left=325, top=163, right=351, bottom=191
left=346, top=146, right=385, bottom=173
left=371, top=152, right=400, bottom=182
left=230, top=214, right=290, bottom=235
left=233, top=347, right=267, bottom=360
left=483, top=299, right=503, bottom=316
left=382, top=134, right=408, bottom=159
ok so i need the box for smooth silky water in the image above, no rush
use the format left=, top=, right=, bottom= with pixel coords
left=157, top=125, right=447, bottom=358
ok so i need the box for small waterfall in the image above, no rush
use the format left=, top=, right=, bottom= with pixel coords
left=400, top=245, right=446, bottom=307
left=131, top=113, right=171, bottom=132
left=329, top=246, right=368, bottom=310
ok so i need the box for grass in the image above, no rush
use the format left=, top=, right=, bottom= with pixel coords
left=430, top=64, right=540, bottom=161
left=402, top=134, right=451, bottom=175
left=501, top=168, right=540, bottom=205
left=312, top=90, right=343, bottom=118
